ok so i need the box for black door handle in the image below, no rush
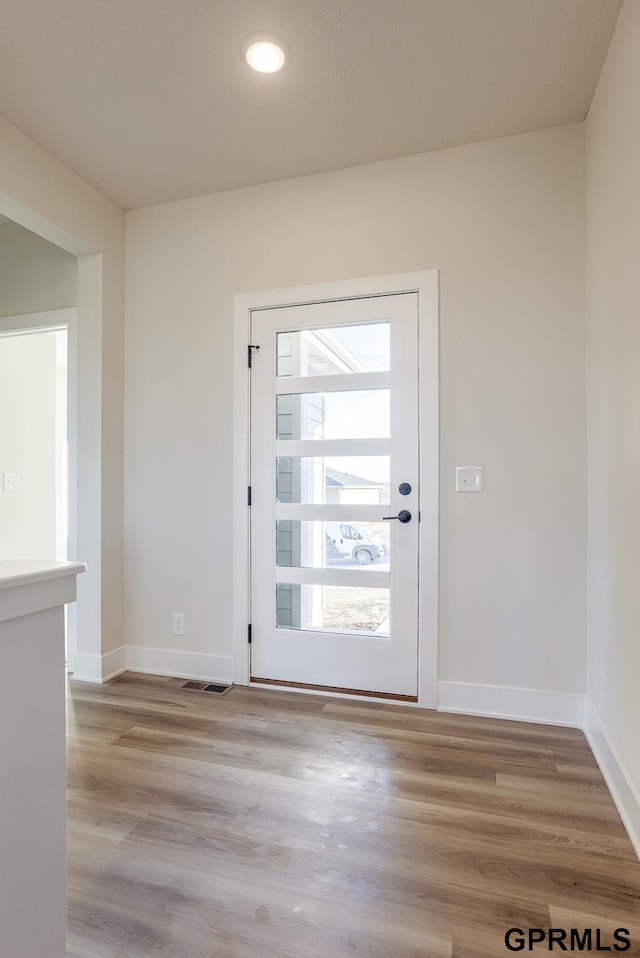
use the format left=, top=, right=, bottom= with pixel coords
left=382, top=510, right=412, bottom=523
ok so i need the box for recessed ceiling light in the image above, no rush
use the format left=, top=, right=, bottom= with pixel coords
left=243, top=34, right=288, bottom=74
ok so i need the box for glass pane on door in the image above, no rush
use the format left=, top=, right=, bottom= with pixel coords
left=276, top=584, right=390, bottom=636
left=276, top=390, right=390, bottom=440
left=276, top=456, right=390, bottom=504
left=276, top=520, right=390, bottom=569
left=277, top=322, right=390, bottom=377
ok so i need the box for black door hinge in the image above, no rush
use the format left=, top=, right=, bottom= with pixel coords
left=248, top=486, right=252, bottom=506
left=248, top=344, right=260, bottom=368
left=248, top=623, right=252, bottom=644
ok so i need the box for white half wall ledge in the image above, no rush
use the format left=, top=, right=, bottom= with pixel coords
left=584, top=697, right=640, bottom=861
left=0, top=559, right=87, bottom=621
left=437, top=681, right=584, bottom=728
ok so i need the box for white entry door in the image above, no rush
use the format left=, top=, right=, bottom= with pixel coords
left=250, top=293, right=419, bottom=698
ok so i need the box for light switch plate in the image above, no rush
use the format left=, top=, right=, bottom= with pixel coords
left=3, top=473, right=19, bottom=492
left=456, top=466, right=483, bottom=492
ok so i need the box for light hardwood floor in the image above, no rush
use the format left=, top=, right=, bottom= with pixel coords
left=66, top=674, right=640, bottom=957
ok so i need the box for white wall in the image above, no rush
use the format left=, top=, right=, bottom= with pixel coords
left=126, top=123, right=586, bottom=698
left=0, top=221, right=76, bottom=317
left=0, top=333, right=57, bottom=560
left=0, top=113, right=125, bottom=675
left=585, top=0, right=640, bottom=843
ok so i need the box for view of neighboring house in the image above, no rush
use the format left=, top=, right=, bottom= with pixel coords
left=324, top=467, right=387, bottom=505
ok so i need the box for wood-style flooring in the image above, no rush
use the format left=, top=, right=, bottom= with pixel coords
left=66, top=674, right=640, bottom=957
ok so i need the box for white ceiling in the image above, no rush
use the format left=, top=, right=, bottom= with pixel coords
left=0, top=0, right=622, bottom=210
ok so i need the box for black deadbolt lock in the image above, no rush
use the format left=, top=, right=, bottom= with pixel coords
left=399, top=482, right=412, bottom=496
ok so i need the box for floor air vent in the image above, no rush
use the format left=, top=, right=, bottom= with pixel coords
left=181, top=680, right=231, bottom=695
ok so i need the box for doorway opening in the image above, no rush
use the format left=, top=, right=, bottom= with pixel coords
left=249, top=293, right=420, bottom=698
left=0, top=326, right=68, bottom=558
left=0, top=317, right=74, bottom=660
left=0, top=196, right=105, bottom=681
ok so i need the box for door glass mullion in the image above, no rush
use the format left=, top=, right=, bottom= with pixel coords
left=275, top=371, right=389, bottom=396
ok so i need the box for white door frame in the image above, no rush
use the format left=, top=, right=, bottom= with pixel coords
left=0, top=308, right=78, bottom=665
left=233, top=270, right=439, bottom=708
left=0, top=192, right=105, bottom=681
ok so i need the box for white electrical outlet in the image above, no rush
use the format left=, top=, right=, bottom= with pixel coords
left=3, top=473, right=19, bottom=492
left=173, top=613, right=185, bottom=635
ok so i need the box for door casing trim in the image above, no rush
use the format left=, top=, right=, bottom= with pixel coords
left=232, top=271, right=439, bottom=708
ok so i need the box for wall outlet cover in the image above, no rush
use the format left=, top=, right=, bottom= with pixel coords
left=3, top=473, right=19, bottom=492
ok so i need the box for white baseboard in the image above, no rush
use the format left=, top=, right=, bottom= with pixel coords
left=125, top=646, right=233, bottom=685
left=102, top=646, right=127, bottom=682
left=71, top=645, right=232, bottom=685
left=437, top=681, right=584, bottom=727
left=583, top=697, right=640, bottom=860
left=69, top=651, right=102, bottom=683
left=71, top=646, right=126, bottom=683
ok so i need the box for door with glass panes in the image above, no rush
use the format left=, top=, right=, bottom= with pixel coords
left=250, top=293, right=419, bottom=697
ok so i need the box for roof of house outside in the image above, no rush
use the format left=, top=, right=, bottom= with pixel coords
left=325, top=467, right=382, bottom=489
